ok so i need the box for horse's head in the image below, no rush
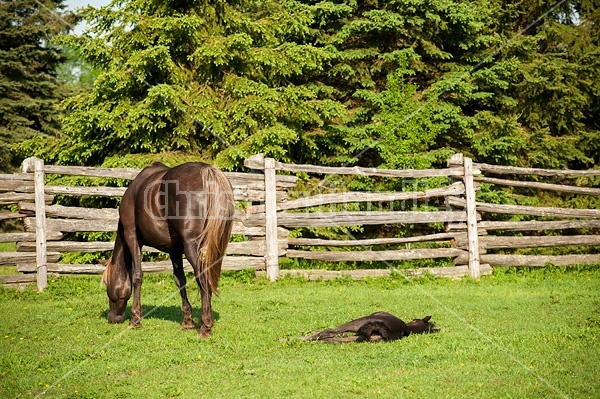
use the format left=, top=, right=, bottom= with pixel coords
left=102, top=256, right=131, bottom=324
left=406, top=316, right=439, bottom=334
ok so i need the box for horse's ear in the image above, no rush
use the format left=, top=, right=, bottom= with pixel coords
left=97, top=259, right=108, bottom=266
left=422, top=316, right=432, bottom=322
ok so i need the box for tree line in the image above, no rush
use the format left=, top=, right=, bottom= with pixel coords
left=2, top=0, right=599, bottom=174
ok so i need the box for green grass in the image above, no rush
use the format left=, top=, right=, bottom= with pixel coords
left=0, top=243, right=17, bottom=275
left=1, top=267, right=599, bottom=398
left=0, top=242, right=16, bottom=252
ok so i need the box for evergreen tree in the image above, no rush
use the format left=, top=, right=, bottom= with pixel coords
left=15, top=0, right=599, bottom=174
left=309, top=0, right=600, bottom=170
left=29, top=0, right=347, bottom=168
left=509, top=0, right=600, bottom=169
left=300, top=0, right=498, bottom=169
left=0, top=0, right=73, bottom=172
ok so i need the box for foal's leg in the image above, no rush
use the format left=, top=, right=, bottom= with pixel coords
left=123, top=228, right=144, bottom=327
left=320, top=335, right=361, bottom=343
left=183, top=242, right=214, bottom=337
left=170, top=251, right=195, bottom=330
left=305, top=319, right=366, bottom=341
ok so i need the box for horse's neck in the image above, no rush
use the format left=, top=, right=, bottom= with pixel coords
left=406, top=321, right=429, bottom=334
left=406, top=324, right=420, bottom=333
left=111, top=230, right=130, bottom=276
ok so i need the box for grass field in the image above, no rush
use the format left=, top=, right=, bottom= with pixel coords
left=0, top=267, right=599, bottom=398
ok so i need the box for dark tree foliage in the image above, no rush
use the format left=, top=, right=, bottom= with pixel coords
left=21, top=0, right=345, bottom=168
left=300, top=0, right=600, bottom=171
left=509, top=0, right=600, bottom=169
left=14, top=0, right=599, bottom=174
left=0, top=0, right=74, bottom=172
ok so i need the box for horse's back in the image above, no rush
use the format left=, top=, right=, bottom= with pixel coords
left=120, top=162, right=169, bottom=217
left=120, top=161, right=233, bottom=248
left=163, top=162, right=227, bottom=192
left=163, top=162, right=234, bottom=237
left=164, top=162, right=212, bottom=177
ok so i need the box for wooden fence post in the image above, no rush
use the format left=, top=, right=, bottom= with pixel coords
left=264, top=158, right=279, bottom=281
left=463, top=157, right=481, bottom=278
left=23, top=157, right=48, bottom=291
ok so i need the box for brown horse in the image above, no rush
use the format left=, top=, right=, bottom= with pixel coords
left=101, top=162, right=234, bottom=336
left=302, top=312, right=439, bottom=343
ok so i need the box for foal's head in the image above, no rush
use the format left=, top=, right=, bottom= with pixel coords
left=101, top=257, right=131, bottom=324
left=406, top=316, right=439, bottom=334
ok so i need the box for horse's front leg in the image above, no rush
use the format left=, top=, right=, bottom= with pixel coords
left=124, top=229, right=144, bottom=327
left=171, top=251, right=195, bottom=330
left=320, top=335, right=361, bottom=343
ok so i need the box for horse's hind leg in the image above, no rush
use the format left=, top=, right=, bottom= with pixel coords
left=311, top=319, right=366, bottom=340
left=183, top=243, right=214, bottom=337
left=321, top=336, right=361, bottom=343
left=171, top=251, right=195, bottom=330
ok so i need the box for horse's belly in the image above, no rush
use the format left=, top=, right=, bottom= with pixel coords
left=137, top=220, right=174, bottom=252
left=145, top=239, right=173, bottom=253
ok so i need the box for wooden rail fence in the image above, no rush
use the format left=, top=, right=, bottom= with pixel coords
left=0, top=157, right=295, bottom=289
left=243, top=152, right=599, bottom=280
left=1, top=153, right=599, bottom=289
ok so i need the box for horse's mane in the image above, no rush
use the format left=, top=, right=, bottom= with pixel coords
left=100, top=258, right=112, bottom=287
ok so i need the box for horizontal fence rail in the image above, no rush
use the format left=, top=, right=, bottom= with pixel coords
left=1, top=153, right=598, bottom=289
left=244, top=152, right=484, bottom=280
left=0, top=157, right=298, bottom=289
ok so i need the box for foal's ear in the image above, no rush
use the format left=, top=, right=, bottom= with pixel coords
left=97, top=259, right=108, bottom=266
left=422, top=316, right=432, bottom=322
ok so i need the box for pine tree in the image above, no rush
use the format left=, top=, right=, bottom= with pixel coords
left=311, top=0, right=600, bottom=170
left=15, top=0, right=599, bottom=173
left=33, top=0, right=347, bottom=168
left=0, top=0, right=73, bottom=172
left=512, top=0, right=600, bottom=169
left=299, top=0, right=497, bottom=169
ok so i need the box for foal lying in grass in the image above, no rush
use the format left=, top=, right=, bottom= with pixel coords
left=302, top=312, right=439, bottom=343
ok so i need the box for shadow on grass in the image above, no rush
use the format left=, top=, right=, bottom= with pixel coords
left=99, top=305, right=220, bottom=325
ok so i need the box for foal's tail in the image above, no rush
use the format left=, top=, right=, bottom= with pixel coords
left=197, top=165, right=234, bottom=295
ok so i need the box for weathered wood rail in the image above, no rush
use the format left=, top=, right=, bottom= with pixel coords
left=1, top=153, right=599, bottom=289
left=242, top=153, right=485, bottom=280
left=449, top=161, right=600, bottom=268
left=0, top=157, right=296, bottom=289
left=243, top=152, right=598, bottom=280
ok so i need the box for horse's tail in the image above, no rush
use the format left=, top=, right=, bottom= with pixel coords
left=197, top=165, right=234, bottom=295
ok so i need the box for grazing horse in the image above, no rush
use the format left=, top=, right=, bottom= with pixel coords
left=302, top=312, right=438, bottom=343
left=101, top=162, right=234, bottom=337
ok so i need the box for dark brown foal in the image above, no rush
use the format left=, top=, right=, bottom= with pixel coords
left=302, top=312, right=439, bottom=343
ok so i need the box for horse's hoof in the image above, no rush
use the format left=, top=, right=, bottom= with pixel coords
left=181, top=320, right=196, bottom=330
left=108, top=314, right=125, bottom=324
left=198, top=326, right=212, bottom=337
left=129, top=320, right=142, bottom=328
